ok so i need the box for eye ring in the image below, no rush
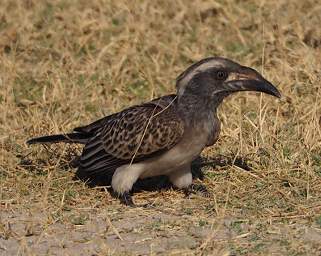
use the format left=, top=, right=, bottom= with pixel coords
left=216, top=70, right=228, bottom=80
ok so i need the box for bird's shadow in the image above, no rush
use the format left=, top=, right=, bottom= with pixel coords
left=18, top=152, right=252, bottom=194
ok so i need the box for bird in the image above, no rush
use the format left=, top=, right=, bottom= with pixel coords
left=27, top=57, right=281, bottom=206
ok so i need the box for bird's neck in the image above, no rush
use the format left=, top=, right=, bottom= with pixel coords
left=177, top=93, right=223, bottom=127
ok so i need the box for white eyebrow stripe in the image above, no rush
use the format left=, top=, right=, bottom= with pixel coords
left=178, top=60, right=225, bottom=89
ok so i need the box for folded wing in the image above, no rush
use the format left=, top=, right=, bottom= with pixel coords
left=76, top=95, right=184, bottom=183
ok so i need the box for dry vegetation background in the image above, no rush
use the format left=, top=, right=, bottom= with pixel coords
left=0, top=0, right=321, bottom=255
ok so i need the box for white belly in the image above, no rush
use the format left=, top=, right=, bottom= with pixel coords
left=139, top=132, right=208, bottom=178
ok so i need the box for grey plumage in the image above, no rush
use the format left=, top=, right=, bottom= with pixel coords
left=27, top=57, right=281, bottom=206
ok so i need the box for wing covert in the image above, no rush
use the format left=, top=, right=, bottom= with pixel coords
left=100, top=99, right=184, bottom=160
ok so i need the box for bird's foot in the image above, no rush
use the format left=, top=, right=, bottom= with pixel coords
left=139, top=202, right=156, bottom=209
left=112, top=191, right=156, bottom=208
left=184, top=184, right=211, bottom=198
left=115, top=191, right=136, bottom=207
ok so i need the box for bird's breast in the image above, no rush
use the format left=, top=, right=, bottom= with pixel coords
left=139, top=120, right=216, bottom=178
left=140, top=119, right=219, bottom=178
left=167, top=117, right=220, bottom=163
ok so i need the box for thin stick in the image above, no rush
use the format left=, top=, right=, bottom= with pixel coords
left=129, top=96, right=178, bottom=165
left=105, top=214, right=123, bottom=241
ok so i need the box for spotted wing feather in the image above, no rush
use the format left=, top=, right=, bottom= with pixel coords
left=76, top=95, right=184, bottom=183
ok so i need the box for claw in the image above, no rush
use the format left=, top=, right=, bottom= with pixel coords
left=184, top=184, right=211, bottom=198
left=120, top=192, right=135, bottom=206
left=112, top=191, right=136, bottom=207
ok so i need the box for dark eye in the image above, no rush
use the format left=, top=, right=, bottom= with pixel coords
left=216, top=70, right=228, bottom=80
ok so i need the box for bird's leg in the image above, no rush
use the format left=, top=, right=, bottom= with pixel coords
left=169, top=164, right=211, bottom=198
left=184, top=184, right=210, bottom=198
left=169, top=163, right=193, bottom=190
left=112, top=164, right=143, bottom=207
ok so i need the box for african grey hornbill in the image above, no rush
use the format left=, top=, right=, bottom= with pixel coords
left=27, top=57, right=281, bottom=206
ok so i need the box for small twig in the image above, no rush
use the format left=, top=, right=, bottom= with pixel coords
left=105, top=214, right=123, bottom=241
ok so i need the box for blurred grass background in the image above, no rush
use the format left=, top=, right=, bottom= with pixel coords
left=0, top=0, right=320, bottom=255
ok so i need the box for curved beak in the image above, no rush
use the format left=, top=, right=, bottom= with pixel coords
left=222, top=67, right=281, bottom=98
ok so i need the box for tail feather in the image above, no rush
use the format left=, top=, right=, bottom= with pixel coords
left=26, top=133, right=91, bottom=145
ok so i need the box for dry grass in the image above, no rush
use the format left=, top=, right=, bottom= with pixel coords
left=1, top=0, right=321, bottom=255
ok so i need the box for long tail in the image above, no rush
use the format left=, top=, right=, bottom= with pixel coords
left=26, top=133, right=91, bottom=145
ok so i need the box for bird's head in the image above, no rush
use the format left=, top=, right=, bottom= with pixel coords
left=176, top=57, right=281, bottom=103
